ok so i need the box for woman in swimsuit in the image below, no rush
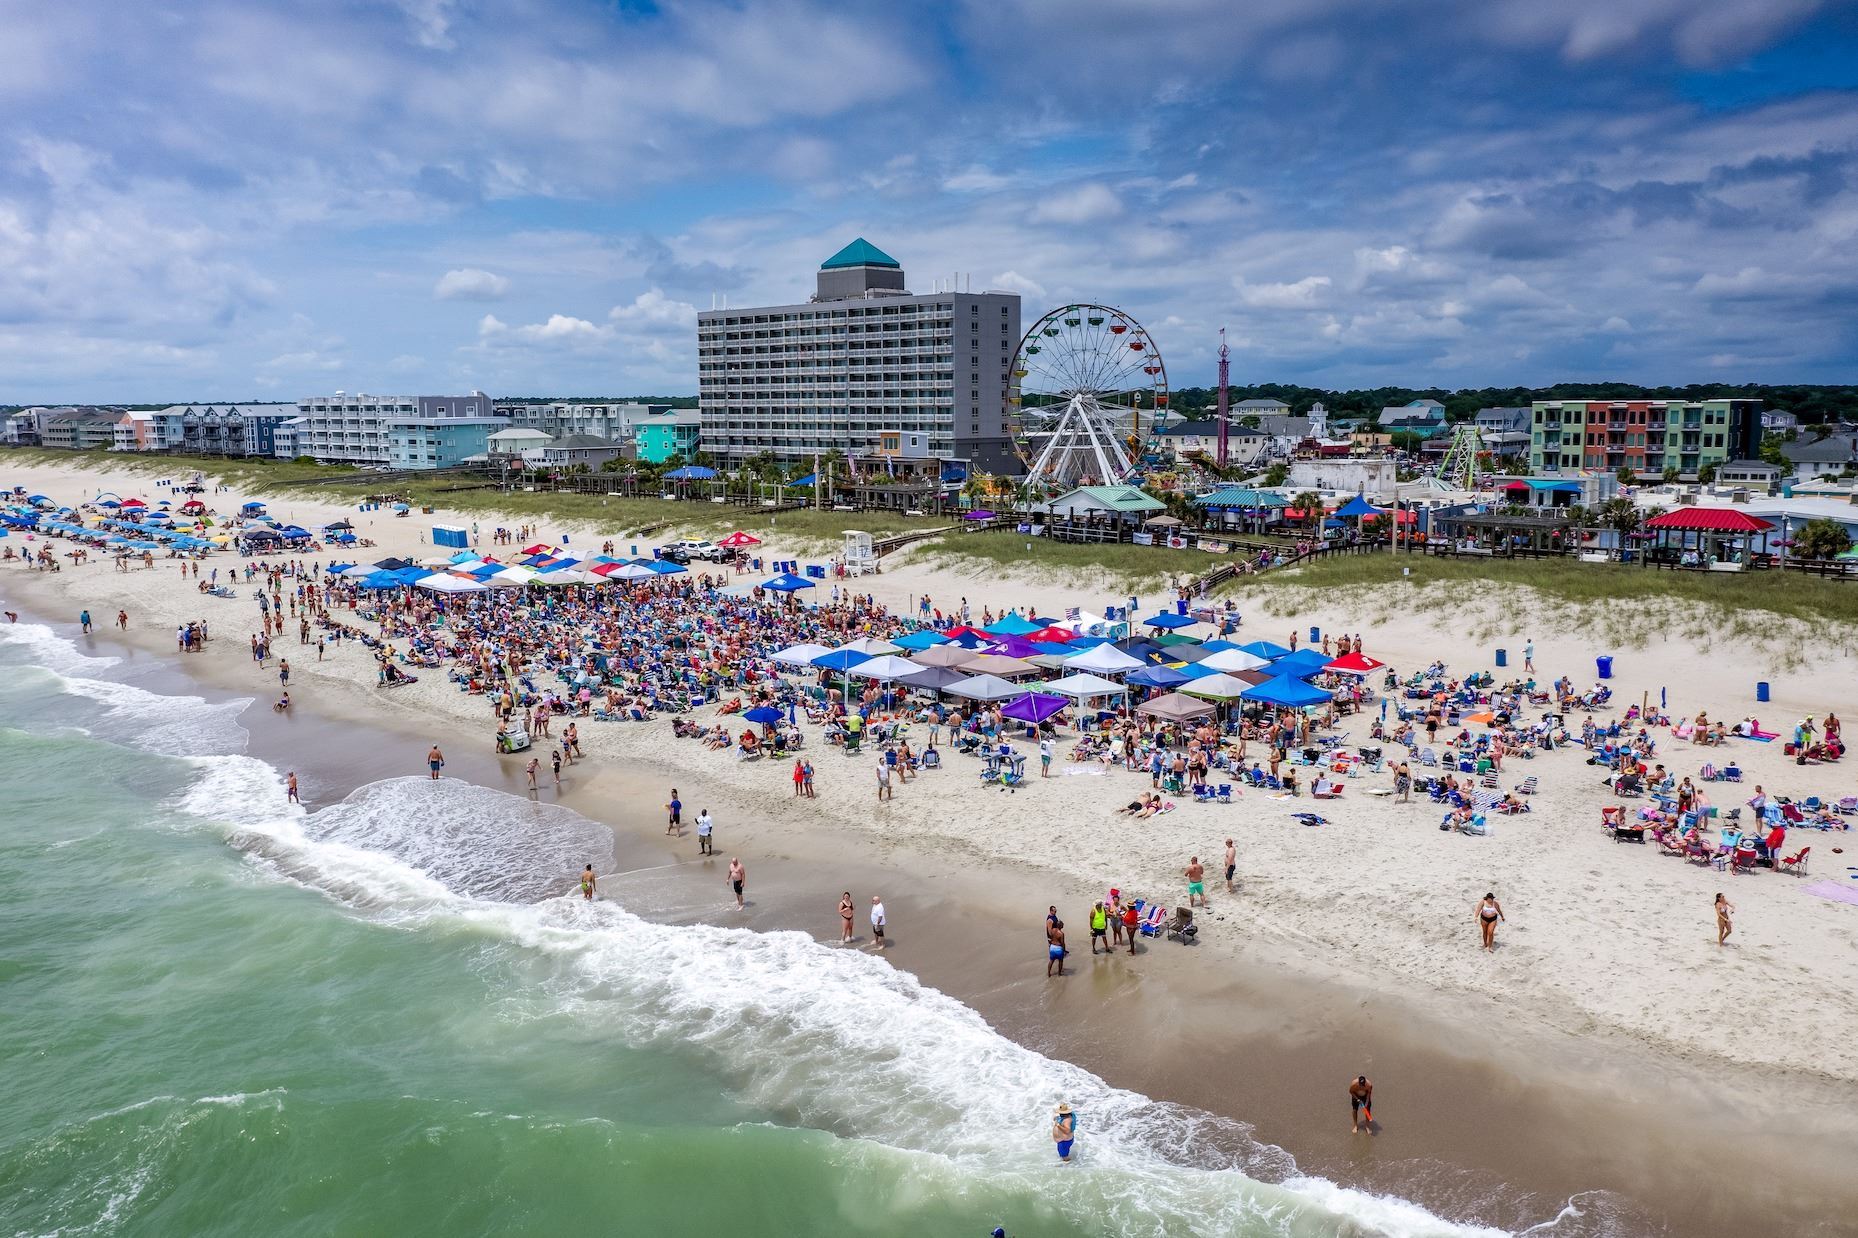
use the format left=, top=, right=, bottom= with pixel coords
left=839, top=891, right=855, bottom=943
left=1715, top=892, right=1735, bottom=946
left=1475, top=892, right=1505, bottom=952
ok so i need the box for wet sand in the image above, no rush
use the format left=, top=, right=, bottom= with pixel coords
left=15, top=586, right=1856, bottom=1237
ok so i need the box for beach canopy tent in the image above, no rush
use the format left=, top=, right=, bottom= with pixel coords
left=521, top=544, right=551, bottom=555
left=641, top=558, right=686, bottom=574
left=592, top=561, right=656, bottom=581
left=957, top=653, right=1040, bottom=678
left=941, top=629, right=993, bottom=649
left=717, top=531, right=761, bottom=548
left=787, top=474, right=817, bottom=488
left=357, top=571, right=403, bottom=589
left=811, top=648, right=873, bottom=672
left=1163, top=643, right=1216, bottom=663
left=664, top=465, right=718, bottom=481
left=1179, top=673, right=1253, bottom=701
left=963, top=509, right=996, bottom=521
left=891, top=629, right=951, bottom=651
left=1136, top=691, right=1217, bottom=721
left=1151, top=633, right=1201, bottom=648
left=838, top=636, right=902, bottom=657
left=1126, top=664, right=1191, bottom=689
left=1001, top=692, right=1069, bottom=724
left=1025, top=625, right=1078, bottom=644
left=1142, top=611, right=1199, bottom=630
left=240, top=501, right=265, bottom=513
left=1270, top=648, right=1334, bottom=679
left=1199, top=647, right=1272, bottom=673
left=944, top=673, right=1026, bottom=702
left=531, top=569, right=587, bottom=586
left=773, top=642, right=835, bottom=667
left=1241, top=676, right=1334, bottom=708
left=1044, top=672, right=1128, bottom=699
left=984, top=613, right=1042, bottom=636
left=1063, top=643, right=1145, bottom=675
left=981, top=634, right=1048, bottom=659
left=1327, top=651, right=1386, bottom=675
left=848, top=654, right=923, bottom=682
left=761, top=572, right=815, bottom=593
left=323, top=520, right=354, bottom=531
left=1238, top=639, right=1293, bottom=660
left=896, top=665, right=971, bottom=692
left=911, top=645, right=979, bottom=668
left=712, top=582, right=759, bottom=599
left=1333, top=495, right=1382, bottom=519
left=415, top=574, right=487, bottom=593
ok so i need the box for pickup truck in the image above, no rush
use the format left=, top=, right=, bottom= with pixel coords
left=662, top=539, right=730, bottom=563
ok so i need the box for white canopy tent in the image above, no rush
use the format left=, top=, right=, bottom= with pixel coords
left=1044, top=672, right=1129, bottom=700
left=1199, top=648, right=1271, bottom=673
left=1063, top=643, right=1145, bottom=675
left=772, top=642, right=834, bottom=667
left=944, top=674, right=1026, bottom=702
left=414, top=574, right=487, bottom=594
left=847, top=654, right=923, bottom=681
left=838, top=635, right=902, bottom=657
left=1180, top=673, right=1251, bottom=701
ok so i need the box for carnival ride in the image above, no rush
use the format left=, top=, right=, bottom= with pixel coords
left=1008, top=304, right=1168, bottom=489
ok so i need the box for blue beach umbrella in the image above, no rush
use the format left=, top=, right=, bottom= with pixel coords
left=743, top=706, right=784, bottom=725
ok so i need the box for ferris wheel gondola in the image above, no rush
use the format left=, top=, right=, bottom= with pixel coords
left=1007, top=303, right=1168, bottom=489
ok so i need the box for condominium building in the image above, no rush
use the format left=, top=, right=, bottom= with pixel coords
left=386, top=414, right=510, bottom=470
left=494, top=402, right=668, bottom=443
left=39, top=408, right=121, bottom=450
left=634, top=407, right=701, bottom=463
left=1528, top=398, right=1762, bottom=478
left=696, top=239, right=1021, bottom=471
left=295, top=392, right=496, bottom=464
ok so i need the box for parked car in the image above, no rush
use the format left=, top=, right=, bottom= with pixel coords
left=665, top=538, right=728, bottom=562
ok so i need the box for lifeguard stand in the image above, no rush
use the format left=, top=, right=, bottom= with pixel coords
left=843, top=529, right=876, bottom=576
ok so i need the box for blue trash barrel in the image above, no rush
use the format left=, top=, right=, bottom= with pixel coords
left=1309, top=625, right=1320, bottom=644
left=1596, top=655, right=1614, bottom=680
left=1175, top=599, right=1188, bottom=615
left=1495, top=648, right=1507, bottom=667
left=1756, top=681, right=1770, bottom=703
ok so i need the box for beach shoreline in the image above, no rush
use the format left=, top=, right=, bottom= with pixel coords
left=6, top=457, right=1858, bottom=1235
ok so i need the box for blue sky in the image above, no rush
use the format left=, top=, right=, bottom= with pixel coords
left=5, top=0, right=1857, bottom=402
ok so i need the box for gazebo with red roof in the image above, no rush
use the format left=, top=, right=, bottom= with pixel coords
left=1642, top=506, right=1774, bottom=568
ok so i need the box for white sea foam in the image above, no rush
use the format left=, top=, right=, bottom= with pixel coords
left=0, top=619, right=122, bottom=675
left=166, top=763, right=1533, bottom=1238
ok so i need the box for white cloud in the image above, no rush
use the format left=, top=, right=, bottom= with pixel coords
left=1233, top=274, right=1332, bottom=309
left=434, top=268, right=511, bottom=300
left=945, top=165, right=1010, bottom=192
left=1030, top=183, right=1123, bottom=225
left=608, top=288, right=698, bottom=328
left=990, top=269, right=1048, bottom=300
left=1600, top=315, right=1632, bottom=333
left=477, top=312, right=613, bottom=348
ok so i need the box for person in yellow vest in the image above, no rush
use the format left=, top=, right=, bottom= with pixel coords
left=1088, top=901, right=1109, bottom=954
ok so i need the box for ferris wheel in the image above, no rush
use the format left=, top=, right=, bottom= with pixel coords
left=1007, top=304, right=1168, bottom=489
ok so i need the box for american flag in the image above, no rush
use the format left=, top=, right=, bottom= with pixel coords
left=1064, top=607, right=1080, bottom=621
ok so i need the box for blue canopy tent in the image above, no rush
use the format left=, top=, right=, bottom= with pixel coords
left=1143, top=612, right=1199, bottom=630
left=639, top=557, right=686, bottom=575
left=1237, top=640, right=1293, bottom=660
left=762, top=572, right=815, bottom=593
left=1334, top=494, right=1381, bottom=519
left=787, top=473, right=817, bottom=488
left=357, top=572, right=404, bottom=589
left=1240, top=676, right=1333, bottom=708
left=943, top=629, right=992, bottom=649
left=892, top=630, right=951, bottom=651
left=664, top=465, right=717, bottom=481
left=1268, top=648, right=1333, bottom=679
left=1125, top=664, right=1191, bottom=689
left=810, top=648, right=872, bottom=672
left=984, top=613, right=1041, bottom=636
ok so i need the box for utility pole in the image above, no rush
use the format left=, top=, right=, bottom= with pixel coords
left=1215, top=327, right=1231, bottom=470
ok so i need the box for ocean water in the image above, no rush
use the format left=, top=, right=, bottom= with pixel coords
left=0, top=621, right=1579, bottom=1237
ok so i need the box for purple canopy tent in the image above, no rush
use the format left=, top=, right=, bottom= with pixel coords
left=1000, top=692, right=1068, bottom=724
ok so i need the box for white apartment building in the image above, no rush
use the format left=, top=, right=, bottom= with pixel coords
left=696, top=239, right=1021, bottom=471
left=295, top=392, right=496, bottom=464
left=494, top=402, right=668, bottom=443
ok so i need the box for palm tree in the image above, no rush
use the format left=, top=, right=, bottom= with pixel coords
left=1795, top=517, right=1852, bottom=560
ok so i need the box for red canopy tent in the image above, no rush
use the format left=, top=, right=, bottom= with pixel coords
left=717, top=531, right=762, bottom=548
left=521, top=543, right=551, bottom=555
left=1327, top=651, right=1387, bottom=675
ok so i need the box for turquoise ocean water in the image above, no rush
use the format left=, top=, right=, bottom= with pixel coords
left=0, top=621, right=1564, bottom=1237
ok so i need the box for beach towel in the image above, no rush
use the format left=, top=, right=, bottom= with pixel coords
left=1291, top=813, right=1328, bottom=826
left=1744, top=731, right=1777, bottom=742
left=1800, top=880, right=1858, bottom=906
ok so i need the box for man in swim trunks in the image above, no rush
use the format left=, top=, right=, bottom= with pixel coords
left=1052, top=1103, right=1076, bottom=1161
left=1088, top=901, right=1109, bottom=954
left=426, top=744, right=444, bottom=780
left=728, top=857, right=746, bottom=909
left=1223, top=839, right=1237, bottom=893
left=1046, top=918, right=1066, bottom=976
left=1184, top=856, right=1206, bottom=908
left=581, top=865, right=596, bottom=901
left=1349, top=1075, right=1373, bottom=1133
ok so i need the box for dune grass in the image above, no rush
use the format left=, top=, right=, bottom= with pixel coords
left=916, top=529, right=1218, bottom=587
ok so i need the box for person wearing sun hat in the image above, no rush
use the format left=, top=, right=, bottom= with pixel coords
left=1051, top=1102, right=1076, bottom=1161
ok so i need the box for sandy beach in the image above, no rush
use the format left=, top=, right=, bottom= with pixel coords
left=6, top=455, right=1858, bottom=1235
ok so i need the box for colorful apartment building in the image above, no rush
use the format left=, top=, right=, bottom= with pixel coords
left=1528, top=398, right=1761, bottom=478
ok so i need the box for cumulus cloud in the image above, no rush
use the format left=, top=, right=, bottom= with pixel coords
left=433, top=268, right=511, bottom=300
left=1233, top=275, right=1332, bottom=309
left=990, top=270, right=1048, bottom=300
left=477, top=312, right=613, bottom=348
left=1031, top=183, right=1123, bottom=225
left=608, top=288, right=698, bottom=328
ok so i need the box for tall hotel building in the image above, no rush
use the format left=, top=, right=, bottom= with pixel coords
left=696, top=240, right=1022, bottom=471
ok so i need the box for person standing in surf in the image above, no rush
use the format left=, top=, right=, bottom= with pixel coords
left=581, top=865, right=596, bottom=901
left=666, top=788, right=682, bottom=836
left=1350, top=1075, right=1374, bottom=1133
left=1051, top=1103, right=1076, bottom=1161
left=838, top=891, right=855, bottom=943
left=728, top=857, right=746, bottom=909
left=426, top=744, right=444, bottom=781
